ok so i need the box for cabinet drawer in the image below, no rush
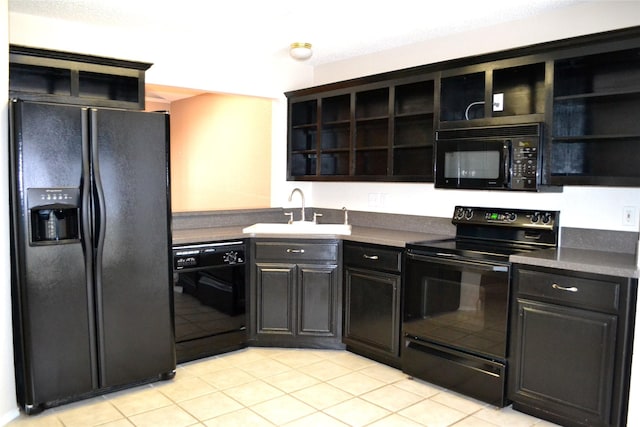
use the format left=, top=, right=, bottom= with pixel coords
left=344, top=242, right=401, bottom=272
left=516, top=269, right=620, bottom=313
left=255, top=241, right=338, bottom=262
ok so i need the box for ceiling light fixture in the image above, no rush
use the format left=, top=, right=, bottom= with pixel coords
left=290, top=42, right=313, bottom=60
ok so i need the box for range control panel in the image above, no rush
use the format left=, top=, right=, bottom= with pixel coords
left=173, top=241, right=245, bottom=271
left=453, top=206, right=558, bottom=229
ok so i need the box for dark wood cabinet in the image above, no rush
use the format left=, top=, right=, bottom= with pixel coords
left=438, top=59, right=546, bottom=127
left=290, top=100, right=319, bottom=176
left=287, top=26, right=640, bottom=187
left=9, top=45, right=150, bottom=110
left=509, top=265, right=636, bottom=427
left=255, top=263, right=296, bottom=335
left=343, top=242, right=402, bottom=367
left=355, top=87, right=390, bottom=176
left=250, top=239, right=343, bottom=349
left=549, top=45, right=640, bottom=186
left=321, top=94, right=351, bottom=176
left=287, top=75, right=436, bottom=182
left=393, top=80, right=435, bottom=177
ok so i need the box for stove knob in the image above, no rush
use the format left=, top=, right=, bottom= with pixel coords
left=542, top=213, right=552, bottom=224
left=454, top=207, right=465, bottom=220
left=531, top=212, right=540, bottom=223
left=224, top=251, right=238, bottom=264
left=464, top=209, right=473, bottom=220
left=508, top=212, right=517, bottom=222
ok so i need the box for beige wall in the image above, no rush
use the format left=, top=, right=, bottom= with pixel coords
left=145, top=99, right=171, bottom=113
left=170, top=93, right=272, bottom=212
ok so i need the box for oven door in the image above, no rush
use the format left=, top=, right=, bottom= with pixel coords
left=434, top=139, right=510, bottom=189
left=403, top=251, right=510, bottom=360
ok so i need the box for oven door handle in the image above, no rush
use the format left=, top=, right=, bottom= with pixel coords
left=406, top=252, right=509, bottom=272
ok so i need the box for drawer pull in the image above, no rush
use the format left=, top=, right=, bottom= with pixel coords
left=363, top=254, right=379, bottom=260
left=286, top=248, right=305, bottom=254
left=552, top=283, right=578, bottom=293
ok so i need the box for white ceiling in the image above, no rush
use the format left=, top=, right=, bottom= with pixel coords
left=9, top=0, right=583, bottom=66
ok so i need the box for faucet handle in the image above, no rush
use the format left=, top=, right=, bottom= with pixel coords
left=284, top=212, right=294, bottom=224
left=313, top=212, right=323, bottom=224
left=342, top=207, right=349, bottom=225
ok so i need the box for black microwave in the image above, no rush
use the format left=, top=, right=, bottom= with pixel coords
left=434, top=123, right=543, bottom=191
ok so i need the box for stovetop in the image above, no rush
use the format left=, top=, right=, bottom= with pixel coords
left=406, top=237, right=543, bottom=262
left=406, top=206, right=559, bottom=262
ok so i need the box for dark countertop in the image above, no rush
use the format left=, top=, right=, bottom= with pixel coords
left=172, top=226, right=247, bottom=245
left=172, top=226, right=448, bottom=248
left=172, top=226, right=640, bottom=279
left=511, top=247, right=639, bottom=279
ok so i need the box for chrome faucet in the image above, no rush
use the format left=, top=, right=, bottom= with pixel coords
left=288, top=188, right=305, bottom=222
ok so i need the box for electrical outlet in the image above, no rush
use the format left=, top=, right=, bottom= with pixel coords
left=368, top=193, right=381, bottom=207
left=493, top=93, right=504, bottom=112
left=623, top=206, right=638, bottom=226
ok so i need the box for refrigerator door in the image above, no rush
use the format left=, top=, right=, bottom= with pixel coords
left=10, top=100, right=97, bottom=408
left=91, top=108, right=175, bottom=388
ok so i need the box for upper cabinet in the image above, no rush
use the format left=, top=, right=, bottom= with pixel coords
left=393, top=80, right=435, bottom=177
left=9, top=45, right=151, bottom=110
left=438, top=59, right=547, bottom=127
left=286, top=26, right=640, bottom=186
left=321, top=94, right=350, bottom=175
left=287, top=75, right=436, bottom=182
left=549, top=46, right=640, bottom=186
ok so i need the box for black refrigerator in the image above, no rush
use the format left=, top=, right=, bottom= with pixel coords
left=9, top=99, right=176, bottom=414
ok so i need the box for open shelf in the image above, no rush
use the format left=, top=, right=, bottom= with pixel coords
left=393, top=145, right=434, bottom=177
left=356, top=88, right=389, bottom=119
left=440, top=72, right=485, bottom=122
left=9, top=45, right=149, bottom=110
left=395, top=81, right=434, bottom=115
left=355, top=148, right=388, bottom=176
left=322, top=94, right=350, bottom=123
left=9, top=63, right=71, bottom=96
left=320, top=152, right=350, bottom=176
left=549, top=46, right=640, bottom=185
left=291, top=100, right=318, bottom=127
left=492, top=63, right=545, bottom=118
left=550, top=137, right=640, bottom=184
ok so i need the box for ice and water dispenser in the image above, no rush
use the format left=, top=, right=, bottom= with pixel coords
left=28, top=188, right=80, bottom=244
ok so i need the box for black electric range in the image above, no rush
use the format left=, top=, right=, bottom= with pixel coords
left=401, top=206, right=559, bottom=407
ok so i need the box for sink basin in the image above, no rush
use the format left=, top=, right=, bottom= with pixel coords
left=242, top=222, right=352, bottom=235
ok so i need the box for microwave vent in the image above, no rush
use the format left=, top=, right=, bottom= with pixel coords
left=437, top=123, right=542, bottom=140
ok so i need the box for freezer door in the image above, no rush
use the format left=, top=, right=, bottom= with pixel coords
left=9, top=100, right=97, bottom=407
left=91, top=108, right=175, bottom=388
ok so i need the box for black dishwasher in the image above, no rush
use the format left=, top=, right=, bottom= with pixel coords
left=172, top=240, right=247, bottom=363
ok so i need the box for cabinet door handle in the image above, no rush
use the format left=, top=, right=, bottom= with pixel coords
left=363, top=254, right=379, bottom=260
left=287, top=248, right=305, bottom=254
left=552, top=283, right=578, bottom=293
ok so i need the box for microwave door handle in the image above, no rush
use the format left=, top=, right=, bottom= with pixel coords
left=504, top=141, right=512, bottom=188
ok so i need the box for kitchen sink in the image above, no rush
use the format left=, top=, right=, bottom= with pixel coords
left=242, top=222, right=352, bottom=235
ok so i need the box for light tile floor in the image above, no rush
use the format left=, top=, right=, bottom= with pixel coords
left=6, top=347, right=560, bottom=427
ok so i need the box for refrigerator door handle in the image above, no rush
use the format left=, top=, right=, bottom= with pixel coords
left=90, top=110, right=106, bottom=255
left=90, top=109, right=108, bottom=384
left=81, top=108, right=100, bottom=389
